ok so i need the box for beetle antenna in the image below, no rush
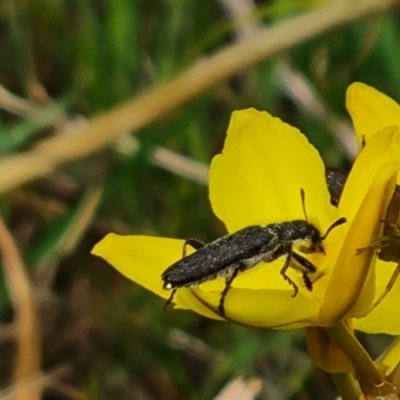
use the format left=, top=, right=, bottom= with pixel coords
left=321, top=217, right=347, bottom=241
left=300, top=188, right=308, bottom=222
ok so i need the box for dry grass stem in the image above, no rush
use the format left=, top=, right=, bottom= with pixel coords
left=59, top=183, right=104, bottom=256
left=219, top=0, right=358, bottom=158
left=0, top=0, right=394, bottom=195
left=0, top=83, right=209, bottom=184
left=0, top=85, right=40, bottom=117
left=0, top=367, right=68, bottom=400
left=0, top=216, right=41, bottom=400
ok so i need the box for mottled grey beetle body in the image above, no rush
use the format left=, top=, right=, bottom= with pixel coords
left=162, top=221, right=320, bottom=289
left=161, top=216, right=346, bottom=316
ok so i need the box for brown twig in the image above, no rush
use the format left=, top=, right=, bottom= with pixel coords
left=0, top=216, right=41, bottom=400
left=0, top=0, right=396, bottom=195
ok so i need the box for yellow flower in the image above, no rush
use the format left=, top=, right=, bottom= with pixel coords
left=347, top=83, right=400, bottom=336
left=92, top=105, right=400, bottom=329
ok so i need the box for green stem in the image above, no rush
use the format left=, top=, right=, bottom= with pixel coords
left=324, top=322, right=383, bottom=385
left=331, top=373, right=361, bottom=400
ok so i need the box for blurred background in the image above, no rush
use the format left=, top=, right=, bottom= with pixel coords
left=0, top=0, right=399, bottom=399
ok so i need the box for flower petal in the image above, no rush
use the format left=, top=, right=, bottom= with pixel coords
left=92, top=234, right=223, bottom=320
left=354, top=261, right=400, bottom=335
left=346, top=82, right=400, bottom=148
left=339, top=126, right=400, bottom=222
left=319, top=162, right=399, bottom=326
left=189, top=287, right=320, bottom=329
left=175, top=288, right=224, bottom=320
left=209, top=108, right=335, bottom=233
left=92, top=233, right=180, bottom=298
left=377, top=337, right=400, bottom=375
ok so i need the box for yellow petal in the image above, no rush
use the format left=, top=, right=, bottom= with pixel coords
left=354, top=261, right=400, bottom=335
left=92, top=233, right=223, bottom=320
left=339, top=126, right=400, bottom=222
left=319, top=162, right=399, bottom=326
left=174, top=288, right=224, bottom=320
left=92, top=233, right=180, bottom=298
left=189, top=287, right=320, bottom=329
left=378, top=337, right=400, bottom=375
left=209, top=108, right=335, bottom=234
left=346, top=83, right=400, bottom=148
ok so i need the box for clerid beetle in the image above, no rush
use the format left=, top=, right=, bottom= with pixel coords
left=357, top=184, right=400, bottom=311
left=325, top=167, right=348, bottom=207
left=162, top=189, right=346, bottom=316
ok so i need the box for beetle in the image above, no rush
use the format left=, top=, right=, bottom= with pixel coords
left=325, top=167, right=348, bottom=207
left=162, top=189, right=346, bottom=316
left=357, top=184, right=400, bottom=311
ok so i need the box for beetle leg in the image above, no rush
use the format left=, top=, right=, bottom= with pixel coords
left=361, top=134, right=366, bottom=149
left=356, top=235, right=391, bottom=255
left=218, top=263, right=246, bottom=317
left=291, top=251, right=317, bottom=273
left=163, top=288, right=177, bottom=311
left=279, top=248, right=299, bottom=297
left=183, top=238, right=205, bottom=257
left=302, top=273, right=313, bottom=291
left=290, top=251, right=316, bottom=292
